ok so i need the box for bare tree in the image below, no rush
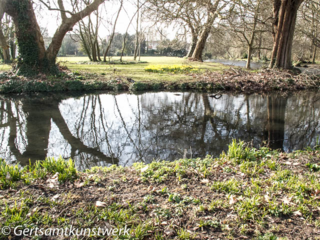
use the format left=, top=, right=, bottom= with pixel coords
left=226, top=0, right=272, bottom=68
left=103, top=0, right=123, bottom=62
left=2, top=0, right=105, bottom=74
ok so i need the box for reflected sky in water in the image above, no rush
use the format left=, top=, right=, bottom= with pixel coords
left=0, top=91, right=319, bottom=170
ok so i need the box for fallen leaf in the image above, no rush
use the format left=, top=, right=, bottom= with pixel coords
left=200, top=179, right=209, bottom=184
left=141, top=166, right=148, bottom=172
left=95, top=201, right=107, bottom=208
left=75, top=181, right=85, bottom=188
left=46, top=172, right=59, bottom=189
left=164, top=230, right=174, bottom=236
left=6, top=172, right=11, bottom=180
left=293, top=211, right=302, bottom=216
left=96, top=170, right=105, bottom=177
left=51, top=194, right=60, bottom=202
left=229, top=196, right=238, bottom=205
left=264, top=194, right=270, bottom=202
left=281, top=196, right=291, bottom=205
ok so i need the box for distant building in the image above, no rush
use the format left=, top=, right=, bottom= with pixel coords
left=147, top=41, right=160, bottom=51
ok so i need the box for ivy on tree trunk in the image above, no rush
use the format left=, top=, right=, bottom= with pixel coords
left=4, top=0, right=104, bottom=76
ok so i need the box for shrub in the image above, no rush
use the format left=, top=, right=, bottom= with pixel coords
left=65, top=80, right=84, bottom=91
left=204, top=53, right=212, bottom=59
left=0, top=159, right=22, bottom=189
left=130, top=82, right=150, bottom=91
left=30, top=157, right=77, bottom=182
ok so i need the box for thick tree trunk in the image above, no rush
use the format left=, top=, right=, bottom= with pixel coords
left=312, top=46, right=317, bottom=64
left=5, top=0, right=48, bottom=73
left=191, top=8, right=216, bottom=62
left=191, top=25, right=211, bottom=61
left=269, top=0, right=304, bottom=69
left=186, top=34, right=198, bottom=58
left=4, top=0, right=104, bottom=75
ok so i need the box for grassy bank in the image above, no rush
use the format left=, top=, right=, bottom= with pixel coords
left=0, top=57, right=319, bottom=93
left=1, top=141, right=320, bottom=239
left=0, top=57, right=227, bottom=83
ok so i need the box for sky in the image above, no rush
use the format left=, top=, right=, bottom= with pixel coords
left=35, top=0, right=177, bottom=41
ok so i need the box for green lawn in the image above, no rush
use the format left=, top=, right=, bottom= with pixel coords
left=57, top=56, right=228, bottom=82
left=0, top=64, right=11, bottom=72
left=0, top=56, right=227, bottom=82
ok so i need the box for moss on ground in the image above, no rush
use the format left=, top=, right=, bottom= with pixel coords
left=1, top=141, right=320, bottom=239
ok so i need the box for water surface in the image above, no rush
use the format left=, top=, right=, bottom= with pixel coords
left=0, top=91, right=319, bottom=170
left=206, top=59, right=265, bottom=69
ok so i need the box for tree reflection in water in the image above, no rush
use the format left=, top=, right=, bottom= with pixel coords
left=0, top=92, right=319, bottom=170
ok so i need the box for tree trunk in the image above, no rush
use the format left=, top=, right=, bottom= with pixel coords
left=133, top=0, right=139, bottom=61
left=10, top=34, right=16, bottom=60
left=186, top=34, right=197, bottom=58
left=191, top=25, right=211, bottom=61
left=312, top=46, right=317, bottom=64
left=246, top=46, right=253, bottom=69
left=103, top=0, right=122, bottom=62
left=96, top=39, right=101, bottom=61
left=120, top=33, right=128, bottom=62
left=0, top=30, right=10, bottom=63
left=269, top=0, right=304, bottom=69
left=4, top=0, right=104, bottom=75
left=79, top=28, right=93, bottom=61
left=92, top=41, right=97, bottom=62
left=5, top=0, right=48, bottom=73
left=191, top=12, right=215, bottom=62
left=257, top=32, right=262, bottom=60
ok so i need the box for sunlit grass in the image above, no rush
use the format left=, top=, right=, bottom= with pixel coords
left=0, top=64, right=11, bottom=71
left=0, top=56, right=228, bottom=82
left=57, top=56, right=227, bottom=82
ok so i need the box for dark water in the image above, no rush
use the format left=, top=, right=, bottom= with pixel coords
left=1, top=91, right=320, bottom=170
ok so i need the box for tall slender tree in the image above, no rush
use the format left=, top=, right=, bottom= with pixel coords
left=104, top=0, right=123, bottom=61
